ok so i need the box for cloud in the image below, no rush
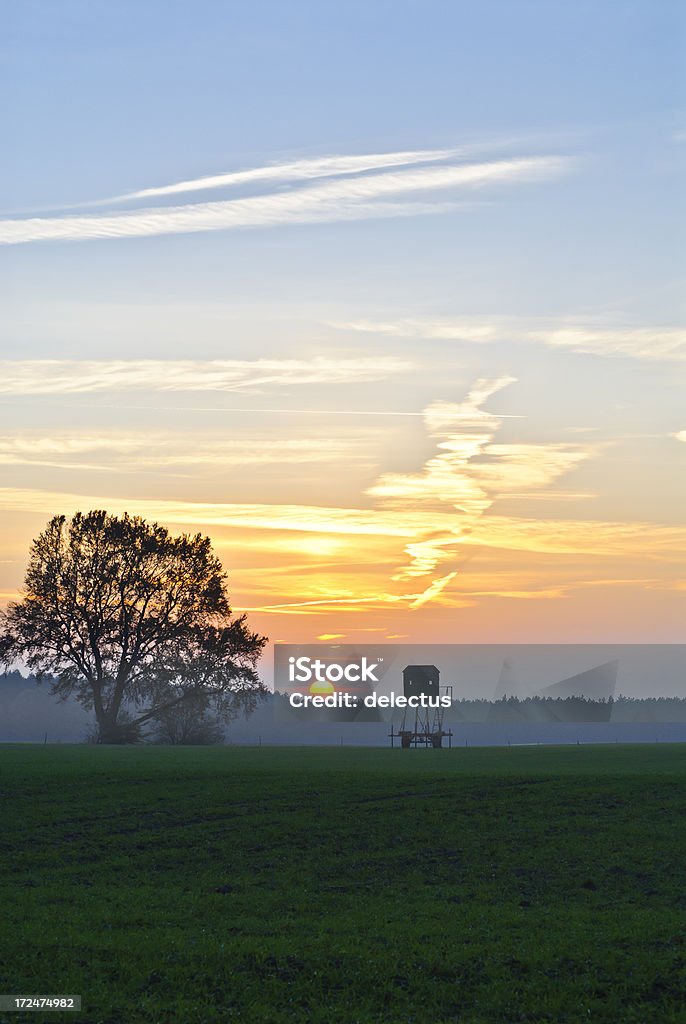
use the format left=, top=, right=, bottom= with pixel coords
left=335, top=316, right=686, bottom=362
left=463, top=516, right=685, bottom=558
left=0, top=155, right=569, bottom=245
left=93, top=140, right=560, bottom=206
left=367, top=377, right=589, bottom=577
left=335, top=318, right=503, bottom=343
left=533, top=326, right=686, bottom=361
left=106, top=149, right=459, bottom=203
left=0, top=357, right=412, bottom=395
left=367, top=380, right=511, bottom=527
left=0, top=487, right=433, bottom=536
left=2, top=487, right=677, bottom=560
left=0, top=433, right=382, bottom=472
left=674, top=430, right=686, bottom=443
left=236, top=573, right=471, bottom=615
left=408, top=572, right=459, bottom=609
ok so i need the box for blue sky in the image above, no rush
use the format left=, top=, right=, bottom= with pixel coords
left=1, top=0, right=684, bottom=645
left=2, top=1, right=684, bottom=332
left=3, top=2, right=683, bottom=196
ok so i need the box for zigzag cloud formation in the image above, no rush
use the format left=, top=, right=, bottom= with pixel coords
left=367, top=377, right=588, bottom=580
left=0, top=148, right=570, bottom=245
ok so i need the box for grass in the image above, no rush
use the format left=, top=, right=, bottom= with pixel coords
left=1, top=743, right=686, bottom=1023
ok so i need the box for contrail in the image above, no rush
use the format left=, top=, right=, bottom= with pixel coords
left=0, top=155, right=569, bottom=245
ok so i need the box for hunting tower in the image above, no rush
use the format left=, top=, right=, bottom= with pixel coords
left=389, top=664, right=453, bottom=748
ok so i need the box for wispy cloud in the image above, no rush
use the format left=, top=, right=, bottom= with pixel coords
left=0, top=433, right=382, bottom=472
left=94, top=139, right=563, bottom=205
left=11, top=497, right=670, bottom=561
left=534, top=326, right=686, bottom=361
left=236, top=574, right=471, bottom=616
left=0, top=154, right=569, bottom=245
left=463, top=516, right=686, bottom=559
left=106, top=149, right=459, bottom=203
left=334, top=316, right=686, bottom=362
left=0, top=357, right=411, bottom=395
left=334, top=317, right=505, bottom=342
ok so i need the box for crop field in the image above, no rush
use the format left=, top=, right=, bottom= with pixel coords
left=1, top=744, right=685, bottom=1023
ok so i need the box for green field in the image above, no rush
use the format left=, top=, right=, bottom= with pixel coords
left=1, top=744, right=685, bottom=1023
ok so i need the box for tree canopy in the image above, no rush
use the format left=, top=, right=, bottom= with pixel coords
left=0, top=510, right=267, bottom=742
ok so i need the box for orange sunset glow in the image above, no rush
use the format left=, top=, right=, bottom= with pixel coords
left=1, top=367, right=683, bottom=646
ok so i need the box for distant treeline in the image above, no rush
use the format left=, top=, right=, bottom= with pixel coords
left=5, top=674, right=686, bottom=744
left=450, top=695, right=686, bottom=723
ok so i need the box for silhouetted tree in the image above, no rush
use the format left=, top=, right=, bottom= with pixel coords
left=0, top=511, right=267, bottom=742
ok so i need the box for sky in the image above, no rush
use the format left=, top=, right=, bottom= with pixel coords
left=1, top=0, right=684, bottom=650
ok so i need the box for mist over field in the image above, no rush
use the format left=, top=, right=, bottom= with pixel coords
left=5, top=661, right=686, bottom=747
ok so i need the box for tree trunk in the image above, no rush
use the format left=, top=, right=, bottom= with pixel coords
left=95, top=708, right=140, bottom=744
